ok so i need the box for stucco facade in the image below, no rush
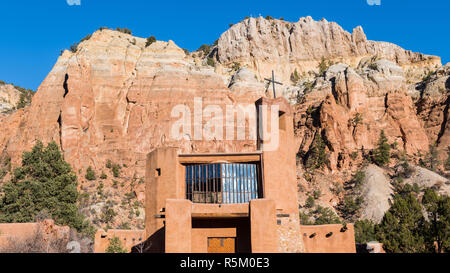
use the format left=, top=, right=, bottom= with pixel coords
left=139, top=97, right=304, bottom=253
left=93, top=96, right=357, bottom=253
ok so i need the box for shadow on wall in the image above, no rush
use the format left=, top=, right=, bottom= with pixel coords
left=131, top=228, right=165, bottom=253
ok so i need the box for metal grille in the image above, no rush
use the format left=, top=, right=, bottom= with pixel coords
left=186, top=163, right=259, bottom=204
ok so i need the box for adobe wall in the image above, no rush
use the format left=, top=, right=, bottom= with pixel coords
left=257, top=97, right=304, bottom=253
left=144, top=147, right=184, bottom=242
left=300, top=224, right=356, bottom=253
left=94, top=229, right=145, bottom=253
left=0, top=220, right=70, bottom=251
left=165, top=199, right=192, bottom=253
left=250, top=199, right=278, bottom=253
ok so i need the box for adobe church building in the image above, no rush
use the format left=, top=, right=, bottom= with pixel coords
left=94, top=97, right=356, bottom=253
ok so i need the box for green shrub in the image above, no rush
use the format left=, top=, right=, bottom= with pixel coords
left=106, top=237, right=126, bottom=253
left=351, top=113, right=363, bottom=126
left=100, top=172, right=107, bottom=180
left=318, top=57, right=329, bottom=75
left=350, top=151, right=358, bottom=160
left=106, top=159, right=112, bottom=169
left=231, top=62, right=241, bottom=71
left=116, top=27, right=132, bottom=35
left=15, top=87, right=34, bottom=109
left=112, top=164, right=121, bottom=178
left=97, top=182, right=104, bottom=196
left=313, top=189, right=321, bottom=200
left=341, top=196, right=362, bottom=216
left=422, top=70, right=434, bottom=82
left=445, top=152, right=450, bottom=171
left=101, top=201, right=116, bottom=223
left=331, top=182, right=343, bottom=195
left=352, top=170, right=365, bottom=189
left=305, top=196, right=315, bottom=208
left=145, top=35, right=156, bottom=47
left=313, top=206, right=341, bottom=225
left=290, top=69, right=300, bottom=84
left=119, top=222, right=131, bottom=230
left=206, top=57, right=215, bottom=67
left=198, top=44, right=211, bottom=56
left=85, top=166, right=96, bottom=181
left=424, top=144, right=440, bottom=171
left=299, top=211, right=312, bottom=225
left=70, top=43, right=78, bottom=53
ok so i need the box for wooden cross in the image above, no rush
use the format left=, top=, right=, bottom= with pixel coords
left=264, top=70, right=283, bottom=98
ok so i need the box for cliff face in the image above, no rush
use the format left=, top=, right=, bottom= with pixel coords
left=415, top=63, right=450, bottom=160
left=215, top=16, right=441, bottom=84
left=294, top=60, right=433, bottom=172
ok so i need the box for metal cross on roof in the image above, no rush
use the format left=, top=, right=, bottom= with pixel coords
left=264, top=70, right=283, bottom=98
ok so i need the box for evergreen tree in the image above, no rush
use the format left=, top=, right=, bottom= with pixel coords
left=0, top=141, right=94, bottom=237
left=372, top=130, right=390, bottom=166
left=313, top=206, right=341, bottom=225
left=424, top=144, right=441, bottom=171
left=354, top=219, right=376, bottom=244
left=422, top=188, right=450, bottom=253
left=306, top=132, right=327, bottom=170
left=376, top=192, right=426, bottom=253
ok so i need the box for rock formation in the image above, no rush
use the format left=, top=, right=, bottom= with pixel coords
left=215, top=16, right=441, bottom=84
left=359, top=164, right=393, bottom=223
left=295, top=60, right=431, bottom=172
left=0, top=83, right=21, bottom=115
left=0, top=17, right=448, bottom=230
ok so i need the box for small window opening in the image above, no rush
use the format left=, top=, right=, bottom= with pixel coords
left=279, top=111, right=286, bottom=131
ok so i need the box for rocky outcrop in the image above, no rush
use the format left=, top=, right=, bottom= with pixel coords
left=360, top=164, right=393, bottom=223
left=295, top=60, right=430, bottom=171
left=404, top=166, right=450, bottom=195
left=0, top=83, right=21, bottom=115
left=414, top=63, right=450, bottom=162
left=215, top=16, right=441, bottom=85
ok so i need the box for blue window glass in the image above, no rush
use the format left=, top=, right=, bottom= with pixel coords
left=185, top=163, right=259, bottom=204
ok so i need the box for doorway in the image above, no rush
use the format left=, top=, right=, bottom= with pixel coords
left=207, top=237, right=236, bottom=253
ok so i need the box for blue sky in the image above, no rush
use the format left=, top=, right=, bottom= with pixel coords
left=1, top=0, right=449, bottom=90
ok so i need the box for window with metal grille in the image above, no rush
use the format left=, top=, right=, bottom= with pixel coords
left=186, top=163, right=260, bottom=204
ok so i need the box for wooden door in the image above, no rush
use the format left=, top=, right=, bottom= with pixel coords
left=207, top=237, right=236, bottom=253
